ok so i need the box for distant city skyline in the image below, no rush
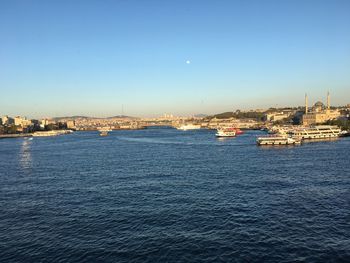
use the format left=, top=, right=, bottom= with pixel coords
left=1, top=0, right=349, bottom=118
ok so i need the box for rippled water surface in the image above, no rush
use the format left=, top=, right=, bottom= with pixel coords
left=1, top=127, right=350, bottom=262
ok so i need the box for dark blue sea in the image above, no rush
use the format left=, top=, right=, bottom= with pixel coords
left=1, top=127, right=350, bottom=262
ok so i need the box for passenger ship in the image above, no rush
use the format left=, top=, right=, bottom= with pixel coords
left=257, top=135, right=301, bottom=146
left=216, top=128, right=236, bottom=137
left=177, top=124, right=201, bottom=131
left=32, top=130, right=73, bottom=137
left=291, top=125, right=341, bottom=140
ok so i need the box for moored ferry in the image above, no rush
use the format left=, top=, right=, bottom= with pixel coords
left=216, top=128, right=236, bottom=137
left=177, top=124, right=201, bottom=131
left=257, top=135, right=301, bottom=146
left=267, top=125, right=295, bottom=135
left=291, top=125, right=341, bottom=140
left=32, top=130, right=73, bottom=137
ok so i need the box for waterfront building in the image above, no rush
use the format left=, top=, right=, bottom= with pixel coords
left=302, top=92, right=341, bottom=125
left=1, top=116, right=14, bottom=125
left=264, top=111, right=293, bottom=122
left=207, top=117, right=259, bottom=129
left=14, top=116, right=22, bottom=126
left=160, top=113, right=175, bottom=120
left=14, top=116, right=32, bottom=127
left=40, top=119, right=50, bottom=128
left=66, top=120, right=76, bottom=129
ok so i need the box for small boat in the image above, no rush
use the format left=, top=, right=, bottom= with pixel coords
left=216, top=128, right=236, bottom=137
left=257, top=135, right=301, bottom=146
left=340, top=130, right=350, bottom=137
left=99, top=128, right=112, bottom=136
left=99, top=131, right=109, bottom=136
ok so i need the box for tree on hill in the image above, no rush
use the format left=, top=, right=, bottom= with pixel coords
left=324, top=119, right=350, bottom=130
left=209, top=111, right=265, bottom=121
left=4, top=124, right=18, bottom=134
left=212, top=112, right=235, bottom=119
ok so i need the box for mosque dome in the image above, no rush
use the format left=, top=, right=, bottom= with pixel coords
left=312, top=101, right=325, bottom=112
left=314, top=101, right=325, bottom=108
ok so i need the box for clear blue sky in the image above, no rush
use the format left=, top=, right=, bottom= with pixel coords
left=1, top=0, right=349, bottom=118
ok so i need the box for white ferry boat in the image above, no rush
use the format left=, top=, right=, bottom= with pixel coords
left=291, top=125, right=341, bottom=140
left=32, top=130, right=73, bottom=137
left=268, top=126, right=295, bottom=135
left=257, top=135, right=301, bottom=146
left=216, top=128, right=236, bottom=137
left=177, top=124, right=201, bottom=131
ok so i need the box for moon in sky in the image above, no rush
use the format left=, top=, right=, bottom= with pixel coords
left=186, top=60, right=191, bottom=64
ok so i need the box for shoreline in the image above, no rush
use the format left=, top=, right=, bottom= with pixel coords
left=0, top=133, right=32, bottom=139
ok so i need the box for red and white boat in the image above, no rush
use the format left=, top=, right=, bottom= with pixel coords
left=216, top=127, right=238, bottom=137
left=216, top=127, right=243, bottom=137
left=233, top=128, right=244, bottom=135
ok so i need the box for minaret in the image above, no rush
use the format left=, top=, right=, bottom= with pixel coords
left=305, top=93, right=308, bottom=114
left=327, top=91, right=330, bottom=111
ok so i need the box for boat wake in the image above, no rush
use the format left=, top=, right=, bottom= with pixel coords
left=118, top=136, right=253, bottom=147
left=118, top=137, right=187, bottom=145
